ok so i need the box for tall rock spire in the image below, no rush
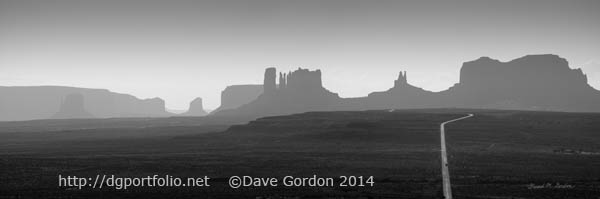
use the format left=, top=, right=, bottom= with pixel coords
left=263, top=67, right=277, bottom=94
left=279, top=72, right=287, bottom=90
left=394, top=70, right=408, bottom=87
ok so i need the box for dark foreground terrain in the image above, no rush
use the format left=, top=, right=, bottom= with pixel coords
left=1, top=109, right=599, bottom=198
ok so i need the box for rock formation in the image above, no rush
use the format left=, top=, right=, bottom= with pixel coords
left=441, top=54, right=600, bottom=111
left=213, top=67, right=341, bottom=118
left=285, top=68, right=324, bottom=91
left=214, top=54, right=600, bottom=119
left=52, top=93, right=94, bottom=119
left=278, top=72, right=287, bottom=90
left=361, top=70, right=439, bottom=110
left=394, top=71, right=408, bottom=87
left=211, top=85, right=263, bottom=114
left=0, top=86, right=171, bottom=121
left=582, top=61, right=600, bottom=90
left=3, top=54, right=598, bottom=121
left=182, top=97, right=207, bottom=116
left=264, top=67, right=277, bottom=94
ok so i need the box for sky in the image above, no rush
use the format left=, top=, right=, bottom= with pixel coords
left=1, top=0, right=599, bottom=110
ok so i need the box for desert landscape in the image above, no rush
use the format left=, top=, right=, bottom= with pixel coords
left=1, top=109, right=599, bottom=198
left=2, top=1, right=599, bottom=198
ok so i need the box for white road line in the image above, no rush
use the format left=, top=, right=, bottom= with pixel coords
left=440, top=113, right=473, bottom=199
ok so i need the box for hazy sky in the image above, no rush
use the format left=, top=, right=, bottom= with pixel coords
left=1, top=0, right=599, bottom=110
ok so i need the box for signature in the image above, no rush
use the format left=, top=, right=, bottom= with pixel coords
left=527, top=182, right=575, bottom=189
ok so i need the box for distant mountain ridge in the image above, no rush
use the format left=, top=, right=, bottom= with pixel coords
left=2, top=54, right=598, bottom=121
left=0, top=86, right=171, bottom=121
left=215, top=54, right=600, bottom=118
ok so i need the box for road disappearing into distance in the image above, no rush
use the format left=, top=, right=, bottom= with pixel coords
left=440, top=114, right=474, bottom=199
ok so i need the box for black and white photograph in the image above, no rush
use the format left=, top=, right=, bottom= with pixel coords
left=1, top=0, right=599, bottom=198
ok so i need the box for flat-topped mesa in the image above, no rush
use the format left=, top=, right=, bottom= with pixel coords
left=394, top=71, right=408, bottom=87
left=457, top=54, right=590, bottom=91
left=442, top=54, right=600, bottom=112
left=0, top=86, right=171, bottom=121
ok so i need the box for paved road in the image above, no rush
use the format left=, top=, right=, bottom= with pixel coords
left=440, top=114, right=474, bottom=199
